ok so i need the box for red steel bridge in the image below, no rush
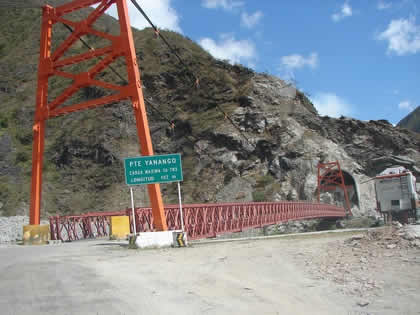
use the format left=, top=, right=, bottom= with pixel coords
left=49, top=201, right=346, bottom=241
left=17, top=1, right=349, bottom=239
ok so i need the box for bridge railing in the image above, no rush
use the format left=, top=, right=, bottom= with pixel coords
left=49, top=202, right=346, bottom=241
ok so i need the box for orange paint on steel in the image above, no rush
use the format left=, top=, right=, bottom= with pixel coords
left=30, top=5, right=53, bottom=225
left=116, top=0, right=167, bottom=230
left=317, top=161, right=352, bottom=216
left=30, top=0, right=167, bottom=230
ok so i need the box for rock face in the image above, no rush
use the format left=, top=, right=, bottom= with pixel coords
left=0, top=8, right=419, bottom=219
left=199, top=73, right=419, bottom=215
left=398, top=106, right=420, bottom=133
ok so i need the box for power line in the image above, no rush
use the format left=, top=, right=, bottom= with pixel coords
left=7, top=0, right=265, bottom=151
left=61, top=22, right=178, bottom=134
left=130, top=0, right=198, bottom=86
left=58, top=1, right=258, bottom=153
left=62, top=22, right=180, bottom=130
left=144, top=97, right=233, bottom=168
left=5, top=0, right=255, bottom=171
left=62, top=23, right=128, bottom=85
left=129, top=0, right=257, bottom=149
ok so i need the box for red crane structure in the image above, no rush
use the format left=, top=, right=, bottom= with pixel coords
left=30, top=0, right=168, bottom=230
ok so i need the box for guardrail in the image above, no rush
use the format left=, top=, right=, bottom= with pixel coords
left=49, top=201, right=346, bottom=241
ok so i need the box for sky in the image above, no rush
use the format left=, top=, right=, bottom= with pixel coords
left=106, top=0, right=420, bottom=124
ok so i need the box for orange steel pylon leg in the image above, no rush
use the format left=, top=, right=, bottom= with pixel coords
left=29, top=0, right=167, bottom=230
left=117, top=0, right=167, bottom=231
left=30, top=5, right=52, bottom=225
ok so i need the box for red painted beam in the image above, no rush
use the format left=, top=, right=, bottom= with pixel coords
left=49, top=202, right=346, bottom=241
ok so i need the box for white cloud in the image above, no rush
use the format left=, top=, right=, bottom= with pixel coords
left=332, top=2, right=353, bottom=22
left=377, top=1, right=392, bottom=10
left=106, top=0, right=181, bottom=32
left=377, top=17, right=420, bottom=55
left=199, top=34, right=256, bottom=65
left=311, top=92, right=352, bottom=118
left=241, top=11, right=263, bottom=29
left=201, top=0, right=244, bottom=11
left=398, top=100, right=414, bottom=111
left=280, top=52, right=319, bottom=70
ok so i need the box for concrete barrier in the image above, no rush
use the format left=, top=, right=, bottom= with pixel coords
left=23, top=225, right=49, bottom=245
left=135, top=231, right=187, bottom=249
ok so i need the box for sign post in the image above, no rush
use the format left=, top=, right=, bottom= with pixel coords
left=177, top=182, right=184, bottom=231
left=130, top=187, right=137, bottom=235
left=124, top=153, right=184, bottom=232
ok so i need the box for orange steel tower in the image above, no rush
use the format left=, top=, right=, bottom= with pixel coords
left=30, top=0, right=168, bottom=230
left=317, top=161, right=352, bottom=216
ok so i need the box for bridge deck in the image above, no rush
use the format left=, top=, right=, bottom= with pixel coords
left=49, top=202, right=346, bottom=241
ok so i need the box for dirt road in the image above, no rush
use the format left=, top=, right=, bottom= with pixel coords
left=0, top=229, right=419, bottom=314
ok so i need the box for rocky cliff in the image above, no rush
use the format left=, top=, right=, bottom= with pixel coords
left=398, top=106, right=420, bottom=133
left=0, top=7, right=419, bottom=218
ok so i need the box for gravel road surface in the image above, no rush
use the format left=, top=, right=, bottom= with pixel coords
left=0, top=229, right=419, bottom=314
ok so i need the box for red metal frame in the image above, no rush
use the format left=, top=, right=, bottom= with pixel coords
left=374, top=173, right=411, bottom=180
left=31, top=0, right=167, bottom=230
left=317, top=161, right=352, bottom=215
left=49, top=201, right=346, bottom=241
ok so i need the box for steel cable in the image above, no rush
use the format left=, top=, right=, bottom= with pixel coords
left=25, top=0, right=258, bottom=154
left=129, top=0, right=257, bottom=148
left=129, top=0, right=199, bottom=85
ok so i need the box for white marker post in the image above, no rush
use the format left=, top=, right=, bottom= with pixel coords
left=177, top=182, right=184, bottom=232
left=130, top=187, right=137, bottom=235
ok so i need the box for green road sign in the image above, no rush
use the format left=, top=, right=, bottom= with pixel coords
left=124, top=154, right=183, bottom=186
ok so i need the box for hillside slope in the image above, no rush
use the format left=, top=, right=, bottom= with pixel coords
left=0, top=6, right=419, bottom=218
left=398, top=106, right=420, bottom=133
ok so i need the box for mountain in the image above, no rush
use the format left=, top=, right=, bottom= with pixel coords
left=397, top=106, right=420, bottom=133
left=0, top=6, right=419, bottom=218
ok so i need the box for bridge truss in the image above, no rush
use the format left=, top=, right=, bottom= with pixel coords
left=49, top=201, right=346, bottom=241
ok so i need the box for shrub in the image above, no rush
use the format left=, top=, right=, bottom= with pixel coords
left=252, top=191, right=266, bottom=202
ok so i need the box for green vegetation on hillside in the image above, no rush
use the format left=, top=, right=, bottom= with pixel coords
left=0, top=6, right=255, bottom=216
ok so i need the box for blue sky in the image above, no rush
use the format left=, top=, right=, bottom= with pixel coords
left=108, top=0, right=420, bottom=124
